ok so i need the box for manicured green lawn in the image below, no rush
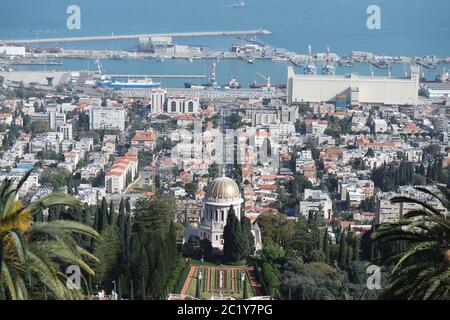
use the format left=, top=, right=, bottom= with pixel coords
left=189, top=258, right=219, bottom=267
left=186, top=267, right=255, bottom=299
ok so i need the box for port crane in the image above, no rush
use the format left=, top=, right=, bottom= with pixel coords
left=304, top=45, right=317, bottom=75
left=322, top=46, right=335, bottom=75
left=257, top=72, right=272, bottom=89
left=150, top=152, right=161, bottom=194
left=96, top=59, right=106, bottom=74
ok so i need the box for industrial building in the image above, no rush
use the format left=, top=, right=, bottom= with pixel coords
left=287, top=66, right=420, bottom=106
left=0, top=46, right=26, bottom=56
left=422, top=83, right=450, bottom=99
left=138, top=36, right=202, bottom=56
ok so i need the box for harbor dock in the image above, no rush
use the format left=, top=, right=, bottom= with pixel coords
left=0, top=29, right=272, bottom=45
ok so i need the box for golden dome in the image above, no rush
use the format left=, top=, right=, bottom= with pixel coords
left=206, top=177, right=240, bottom=201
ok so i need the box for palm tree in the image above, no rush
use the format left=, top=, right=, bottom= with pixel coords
left=371, top=186, right=450, bottom=300
left=0, top=172, right=101, bottom=300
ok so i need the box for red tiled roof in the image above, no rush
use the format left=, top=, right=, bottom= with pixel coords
left=131, top=132, right=156, bottom=142
left=106, top=171, right=123, bottom=177
left=177, top=114, right=196, bottom=121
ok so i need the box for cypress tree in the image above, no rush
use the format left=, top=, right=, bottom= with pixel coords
left=117, top=198, right=125, bottom=228
left=223, top=206, right=245, bottom=262
left=243, top=278, right=248, bottom=300
left=117, top=276, right=122, bottom=300
left=151, top=252, right=165, bottom=299
left=323, top=228, right=330, bottom=264
left=288, top=283, right=292, bottom=301
left=117, top=200, right=126, bottom=249
left=240, top=217, right=255, bottom=257
left=83, top=206, right=93, bottom=227
left=124, top=214, right=132, bottom=255
left=346, top=246, right=353, bottom=267
left=167, top=221, right=177, bottom=265
left=129, top=235, right=142, bottom=290
left=119, top=198, right=125, bottom=217
left=125, top=198, right=131, bottom=214
left=130, top=279, right=134, bottom=300
left=97, top=197, right=108, bottom=233
left=140, top=246, right=149, bottom=299
left=145, top=241, right=156, bottom=293
left=108, top=199, right=114, bottom=225
left=352, top=239, right=360, bottom=261
left=338, top=230, right=347, bottom=268
left=195, top=272, right=201, bottom=299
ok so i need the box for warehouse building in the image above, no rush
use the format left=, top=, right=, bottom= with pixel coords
left=287, top=66, right=420, bottom=106
left=422, top=83, right=450, bottom=99
left=0, top=46, right=26, bottom=56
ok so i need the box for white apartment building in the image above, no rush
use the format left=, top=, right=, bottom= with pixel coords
left=59, top=123, right=73, bottom=140
left=149, top=89, right=167, bottom=114
left=166, top=97, right=200, bottom=114
left=299, top=189, right=333, bottom=220
left=89, top=107, right=126, bottom=131
left=376, top=186, right=447, bottom=224
left=30, top=111, right=66, bottom=130
left=295, top=150, right=314, bottom=174
left=105, top=155, right=139, bottom=194
left=373, top=119, right=388, bottom=133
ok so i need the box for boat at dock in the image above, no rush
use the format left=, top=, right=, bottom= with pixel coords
left=249, top=81, right=286, bottom=90
left=227, top=77, right=241, bottom=89
left=98, top=76, right=161, bottom=89
left=233, top=0, right=245, bottom=7
left=416, top=60, right=437, bottom=70
left=370, top=59, right=392, bottom=69
left=184, top=62, right=218, bottom=89
left=338, top=58, right=355, bottom=67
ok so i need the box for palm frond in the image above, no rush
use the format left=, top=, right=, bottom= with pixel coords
left=30, top=220, right=101, bottom=241
left=27, top=193, right=82, bottom=215
left=390, top=196, right=442, bottom=216
left=1, top=262, right=17, bottom=300
left=373, top=184, right=450, bottom=300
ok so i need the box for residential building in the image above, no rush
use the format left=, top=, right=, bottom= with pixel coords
left=89, top=106, right=126, bottom=131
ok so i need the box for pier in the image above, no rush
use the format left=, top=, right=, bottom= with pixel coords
left=237, top=36, right=270, bottom=47
left=0, top=29, right=272, bottom=45
left=106, top=74, right=206, bottom=79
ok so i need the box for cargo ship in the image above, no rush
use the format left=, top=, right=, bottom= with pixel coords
left=370, top=59, right=392, bottom=69
left=233, top=0, right=245, bottom=7
left=416, top=60, right=437, bottom=70
left=184, top=62, right=218, bottom=89
left=249, top=81, right=287, bottom=89
left=98, top=76, right=161, bottom=89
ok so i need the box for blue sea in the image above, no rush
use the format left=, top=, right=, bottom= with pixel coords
left=1, top=0, right=449, bottom=87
